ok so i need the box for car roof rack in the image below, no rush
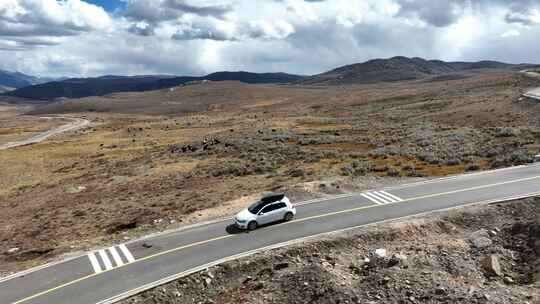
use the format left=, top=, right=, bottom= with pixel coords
left=261, top=192, right=285, bottom=203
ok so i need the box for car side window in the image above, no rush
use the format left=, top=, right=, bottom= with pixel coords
left=260, top=202, right=286, bottom=214
left=274, top=202, right=286, bottom=210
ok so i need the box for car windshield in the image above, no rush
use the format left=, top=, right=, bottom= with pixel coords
left=248, top=200, right=266, bottom=214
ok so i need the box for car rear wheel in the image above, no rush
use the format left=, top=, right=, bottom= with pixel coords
left=284, top=212, right=294, bottom=222
left=248, top=221, right=258, bottom=230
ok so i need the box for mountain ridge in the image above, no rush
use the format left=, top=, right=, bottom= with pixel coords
left=0, top=70, right=57, bottom=92
left=4, top=71, right=304, bottom=100
left=4, top=56, right=538, bottom=100
left=301, top=56, right=532, bottom=85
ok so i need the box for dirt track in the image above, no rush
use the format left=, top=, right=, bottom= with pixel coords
left=0, top=116, right=89, bottom=150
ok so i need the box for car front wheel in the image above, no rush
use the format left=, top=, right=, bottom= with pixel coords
left=248, top=221, right=258, bottom=230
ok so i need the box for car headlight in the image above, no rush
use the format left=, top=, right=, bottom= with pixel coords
left=235, top=218, right=246, bottom=223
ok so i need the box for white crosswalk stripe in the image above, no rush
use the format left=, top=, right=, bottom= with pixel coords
left=108, top=246, right=124, bottom=267
left=88, top=252, right=102, bottom=274
left=119, top=244, right=136, bottom=263
left=361, top=193, right=384, bottom=205
left=361, top=191, right=403, bottom=205
left=380, top=191, right=403, bottom=202
left=87, top=244, right=136, bottom=273
left=98, top=249, right=113, bottom=270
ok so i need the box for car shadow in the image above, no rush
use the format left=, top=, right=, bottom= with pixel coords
left=225, top=224, right=247, bottom=234
left=225, top=220, right=290, bottom=235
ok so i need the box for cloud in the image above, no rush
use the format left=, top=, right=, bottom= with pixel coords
left=0, top=0, right=111, bottom=48
left=1, top=0, right=540, bottom=78
left=395, top=0, right=540, bottom=27
left=122, top=0, right=232, bottom=24
left=505, top=9, right=540, bottom=25
left=170, top=18, right=295, bottom=41
left=395, top=0, right=463, bottom=27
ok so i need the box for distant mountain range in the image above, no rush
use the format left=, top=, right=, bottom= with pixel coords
left=301, top=56, right=533, bottom=85
left=2, top=57, right=537, bottom=100
left=0, top=70, right=58, bottom=93
left=4, top=71, right=303, bottom=100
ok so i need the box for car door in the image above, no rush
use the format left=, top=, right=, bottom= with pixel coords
left=271, top=202, right=287, bottom=222
left=258, top=202, right=286, bottom=225
left=257, top=204, right=275, bottom=225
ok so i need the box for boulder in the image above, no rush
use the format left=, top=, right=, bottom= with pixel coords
left=388, top=253, right=408, bottom=267
left=470, top=229, right=493, bottom=249
left=481, top=254, right=503, bottom=277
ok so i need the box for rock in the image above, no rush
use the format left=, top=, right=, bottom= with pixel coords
left=481, top=254, right=503, bottom=277
left=470, top=229, right=493, bottom=248
left=274, top=262, right=289, bottom=270
left=504, top=276, right=514, bottom=284
left=142, top=243, right=152, bottom=248
left=374, top=248, right=387, bottom=258
left=7, top=247, right=19, bottom=254
left=388, top=253, right=408, bottom=267
left=252, top=282, right=264, bottom=290
left=204, top=277, right=212, bottom=286
left=435, top=287, right=447, bottom=295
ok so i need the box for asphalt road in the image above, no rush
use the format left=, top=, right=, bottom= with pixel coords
left=1, top=164, right=540, bottom=304
left=0, top=116, right=89, bottom=150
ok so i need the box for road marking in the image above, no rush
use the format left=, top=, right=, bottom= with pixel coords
left=279, top=174, right=540, bottom=225
left=380, top=191, right=403, bottom=202
left=361, top=191, right=402, bottom=204
left=87, top=245, right=134, bottom=274
left=2, top=164, right=536, bottom=286
left=98, top=250, right=113, bottom=271
left=87, top=252, right=102, bottom=274
left=94, top=190, right=540, bottom=304
left=109, top=247, right=124, bottom=267
left=119, top=244, right=135, bottom=263
left=369, top=191, right=398, bottom=203
left=12, top=174, right=540, bottom=304
left=360, top=193, right=382, bottom=205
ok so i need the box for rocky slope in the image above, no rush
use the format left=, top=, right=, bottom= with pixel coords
left=121, top=197, right=540, bottom=304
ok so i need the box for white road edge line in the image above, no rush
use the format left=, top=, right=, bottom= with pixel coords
left=119, top=244, right=135, bottom=263
left=94, top=191, right=540, bottom=304
left=98, top=250, right=113, bottom=271
left=360, top=193, right=383, bottom=205
left=87, top=253, right=102, bottom=274
left=384, top=163, right=540, bottom=191
left=1, top=163, right=538, bottom=284
left=108, top=247, right=124, bottom=267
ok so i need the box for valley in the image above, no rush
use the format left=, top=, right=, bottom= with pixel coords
left=1, top=68, right=540, bottom=277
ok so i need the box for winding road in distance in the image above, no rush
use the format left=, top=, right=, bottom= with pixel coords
left=1, top=163, right=540, bottom=304
left=0, top=116, right=89, bottom=150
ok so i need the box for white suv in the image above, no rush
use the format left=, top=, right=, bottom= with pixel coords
left=234, top=193, right=296, bottom=230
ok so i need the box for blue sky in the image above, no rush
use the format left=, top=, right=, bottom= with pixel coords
left=84, top=0, right=125, bottom=12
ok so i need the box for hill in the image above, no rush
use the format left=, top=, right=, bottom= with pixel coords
left=5, top=72, right=304, bottom=100
left=0, top=70, right=57, bottom=92
left=301, top=56, right=531, bottom=85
